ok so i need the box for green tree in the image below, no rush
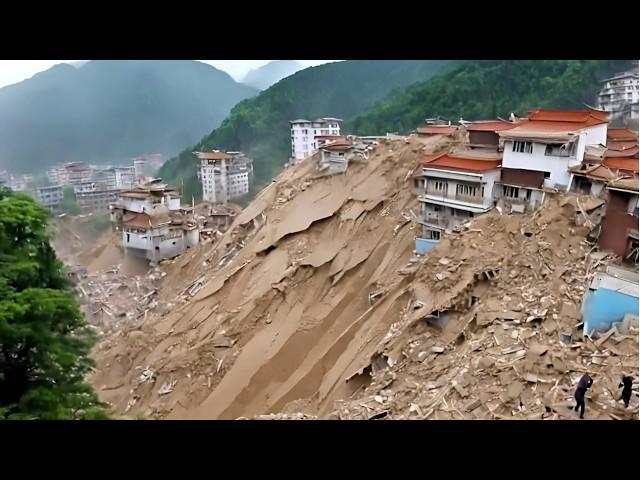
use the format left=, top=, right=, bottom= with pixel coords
left=0, top=187, right=108, bottom=419
left=61, top=185, right=81, bottom=215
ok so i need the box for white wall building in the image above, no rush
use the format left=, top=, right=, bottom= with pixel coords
left=36, top=184, right=64, bottom=211
left=195, top=150, right=253, bottom=203
left=497, top=109, right=609, bottom=211
left=290, top=117, right=342, bottom=162
left=114, top=166, right=136, bottom=189
left=414, top=151, right=502, bottom=253
left=598, top=70, right=639, bottom=122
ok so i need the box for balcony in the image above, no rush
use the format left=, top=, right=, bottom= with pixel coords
left=422, top=188, right=485, bottom=206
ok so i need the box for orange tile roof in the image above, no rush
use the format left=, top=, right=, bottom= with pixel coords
left=605, top=145, right=639, bottom=158
left=528, top=108, right=608, bottom=124
left=416, top=126, right=457, bottom=135
left=607, top=128, right=638, bottom=141
left=585, top=165, right=617, bottom=181
left=465, top=120, right=519, bottom=132
left=607, top=140, right=638, bottom=151
left=421, top=153, right=501, bottom=172
left=603, top=157, right=639, bottom=173
left=194, top=151, right=231, bottom=160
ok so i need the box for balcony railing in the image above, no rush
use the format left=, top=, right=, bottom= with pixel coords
left=423, top=189, right=484, bottom=205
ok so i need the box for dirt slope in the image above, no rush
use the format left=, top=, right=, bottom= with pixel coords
left=90, top=135, right=638, bottom=420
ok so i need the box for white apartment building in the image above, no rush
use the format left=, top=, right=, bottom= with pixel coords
left=414, top=151, right=502, bottom=253
left=114, top=166, right=136, bottom=189
left=290, top=117, right=343, bottom=161
left=36, top=184, right=64, bottom=211
left=497, top=108, right=609, bottom=212
left=598, top=70, right=639, bottom=122
left=194, top=150, right=253, bottom=203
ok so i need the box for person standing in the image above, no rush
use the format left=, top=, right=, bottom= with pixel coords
left=574, top=374, right=593, bottom=419
left=619, top=375, right=633, bottom=408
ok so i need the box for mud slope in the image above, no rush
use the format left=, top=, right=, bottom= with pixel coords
left=90, top=136, right=445, bottom=418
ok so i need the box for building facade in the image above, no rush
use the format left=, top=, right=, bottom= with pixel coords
left=195, top=150, right=253, bottom=204
left=414, top=152, right=502, bottom=252
left=36, top=184, right=64, bottom=211
left=498, top=108, right=609, bottom=211
left=114, top=166, right=136, bottom=189
left=290, top=117, right=342, bottom=161
left=597, top=70, right=639, bottom=123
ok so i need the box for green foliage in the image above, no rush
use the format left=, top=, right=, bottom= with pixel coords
left=61, top=185, right=81, bottom=215
left=348, top=60, right=636, bottom=135
left=0, top=61, right=257, bottom=173
left=0, top=187, right=108, bottom=419
left=159, top=60, right=456, bottom=196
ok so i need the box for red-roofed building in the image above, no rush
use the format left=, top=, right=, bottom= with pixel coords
left=416, top=125, right=458, bottom=137
left=497, top=108, right=609, bottom=211
left=603, top=156, right=639, bottom=173
left=607, top=128, right=638, bottom=142
left=414, top=151, right=502, bottom=252
left=464, top=119, right=519, bottom=148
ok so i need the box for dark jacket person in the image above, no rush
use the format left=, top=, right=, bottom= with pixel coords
left=574, top=374, right=593, bottom=419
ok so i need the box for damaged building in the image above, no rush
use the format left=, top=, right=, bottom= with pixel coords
left=414, top=150, right=502, bottom=252
left=316, top=139, right=371, bottom=176
left=496, top=108, right=609, bottom=212
left=110, top=180, right=199, bottom=264
left=195, top=150, right=254, bottom=204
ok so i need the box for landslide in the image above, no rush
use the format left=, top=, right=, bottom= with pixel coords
left=90, top=135, right=447, bottom=418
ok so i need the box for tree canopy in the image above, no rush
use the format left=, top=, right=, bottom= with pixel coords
left=0, top=187, right=107, bottom=419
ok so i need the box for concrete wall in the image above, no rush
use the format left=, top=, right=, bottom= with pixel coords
left=168, top=197, right=181, bottom=210
left=582, top=270, right=639, bottom=335
left=416, top=237, right=438, bottom=253
left=599, top=189, right=639, bottom=256
left=503, top=140, right=581, bottom=189
left=469, top=130, right=499, bottom=146
left=185, top=228, right=199, bottom=248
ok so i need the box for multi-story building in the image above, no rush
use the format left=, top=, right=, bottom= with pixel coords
left=110, top=180, right=198, bottom=264
left=289, top=117, right=342, bottom=162
left=414, top=150, right=502, bottom=252
left=47, top=161, right=92, bottom=186
left=597, top=69, right=639, bottom=123
left=114, top=166, right=136, bottom=189
left=598, top=177, right=639, bottom=263
left=8, top=174, right=29, bottom=192
left=75, top=188, right=121, bottom=213
left=497, top=108, right=609, bottom=212
left=194, top=150, right=254, bottom=204
left=36, top=184, right=64, bottom=211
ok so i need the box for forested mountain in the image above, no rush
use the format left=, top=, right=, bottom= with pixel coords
left=0, top=60, right=258, bottom=173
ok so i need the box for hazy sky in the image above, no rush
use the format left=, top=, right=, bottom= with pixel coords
left=0, top=60, right=336, bottom=88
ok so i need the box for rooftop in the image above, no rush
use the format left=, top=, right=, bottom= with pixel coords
left=194, top=150, right=232, bottom=160
left=421, top=153, right=501, bottom=173
left=416, top=126, right=458, bottom=135
left=499, top=109, right=608, bottom=141
left=607, top=128, right=638, bottom=141
left=464, top=120, right=519, bottom=132
left=603, top=156, right=640, bottom=173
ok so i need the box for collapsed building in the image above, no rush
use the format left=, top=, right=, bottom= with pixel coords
left=110, top=180, right=199, bottom=264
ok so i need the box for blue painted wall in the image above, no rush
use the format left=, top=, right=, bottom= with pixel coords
left=416, top=237, right=438, bottom=254
left=582, top=288, right=639, bottom=335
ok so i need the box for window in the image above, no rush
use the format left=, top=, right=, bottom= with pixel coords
left=428, top=180, right=447, bottom=193
left=545, top=143, right=575, bottom=157
left=425, top=230, right=441, bottom=240
left=503, top=185, right=520, bottom=199
left=512, top=141, right=533, bottom=153
left=456, top=183, right=479, bottom=198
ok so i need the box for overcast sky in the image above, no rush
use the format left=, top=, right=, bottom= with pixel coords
left=0, top=60, right=336, bottom=88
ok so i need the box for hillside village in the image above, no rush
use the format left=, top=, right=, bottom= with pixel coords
left=1, top=62, right=638, bottom=421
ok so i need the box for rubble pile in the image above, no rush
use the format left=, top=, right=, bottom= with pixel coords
left=75, top=264, right=167, bottom=335
left=328, top=201, right=639, bottom=420
left=88, top=133, right=637, bottom=420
